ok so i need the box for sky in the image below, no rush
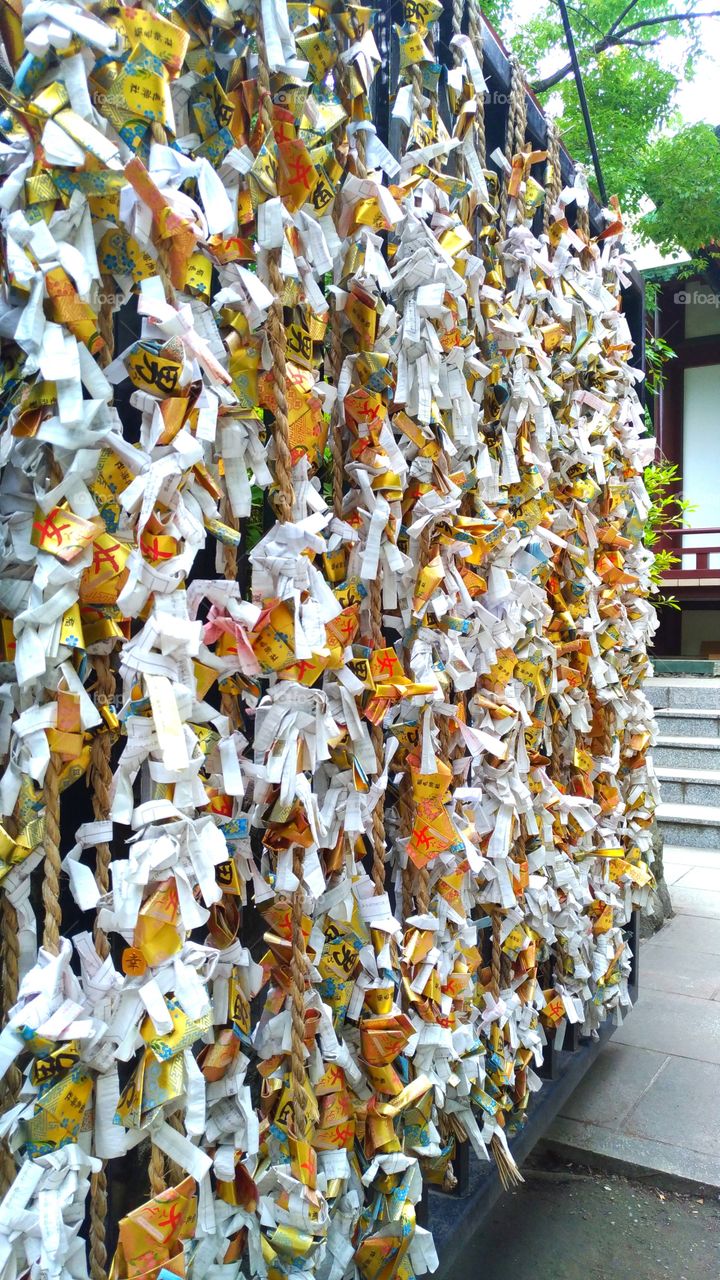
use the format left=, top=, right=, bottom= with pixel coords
left=669, top=21, right=720, bottom=124
left=507, top=2, right=720, bottom=128
left=505, top=2, right=720, bottom=267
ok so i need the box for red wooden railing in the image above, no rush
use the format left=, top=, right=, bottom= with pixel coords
left=658, top=526, right=720, bottom=581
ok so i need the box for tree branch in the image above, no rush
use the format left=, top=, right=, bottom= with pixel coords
left=533, top=59, right=575, bottom=93
left=622, top=35, right=664, bottom=46
left=552, top=0, right=605, bottom=39
left=615, top=10, right=720, bottom=40
left=532, top=7, right=720, bottom=93
left=607, top=0, right=644, bottom=38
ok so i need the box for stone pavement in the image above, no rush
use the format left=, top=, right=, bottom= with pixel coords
left=544, top=844, right=720, bottom=1191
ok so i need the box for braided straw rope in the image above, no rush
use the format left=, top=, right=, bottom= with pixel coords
left=599, top=704, right=614, bottom=761
left=451, top=0, right=464, bottom=51
left=438, top=715, right=451, bottom=762
left=490, top=906, right=502, bottom=1001
left=510, top=57, right=528, bottom=159
left=256, top=0, right=305, bottom=1138
left=88, top=653, right=116, bottom=1280
left=369, top=578, right=386, bottom=894
left=329, top=301, right=345, bottom=521
left=543, top=121, right=562, bottom=237
left=355, top=126, right=368, bottom=178
left=147, top=1114, right=185, bottom=1199
left=501, top=816, right=527, bottom=987
left=221, top=504, right=239, bottom=589
left=97, top=275, right=115, bottom=369
left=289, top=846, right=308, bottom=1137
left=42, top=752, right=62, bottom=955
left=576, top=198, right=591, bottom=242
left=498, top=58, right=527, bottom=239
left=410, top=62, right=424, bottom=132
left=256, top=13, right=294, bottom=525
left=488, top=837, right=523, bottom=1188
left=88, top=1160, right=108, bottom=1280
left=451, top=0, right=468, bottom=184
left=0, top=887, right=20, bottom=1194
left=90, top=656, right=114, bottom=962
left=220, top=502, right=243, bottom=731
left=148, top=1141, right=166, bottom=1197
left=549, top=713, right=563, bottom=784
left=401, top=528, right=433, bottom=917
left=416, top=864, right=430, bottom=916
left=149, top=120, right=180, bottom=307
left=432, top=708, right=454, bottom=918
left=165, top=1111, right=185, bottom=1186
left=399, top=774, right=416, bottom=923
left=328, top=41, right=360, bottom=520
left=90, top=275, right=120, bottom=1280
left=405, top=4, right=426, bottom=138
left=468, top=0, right=487, bottom=167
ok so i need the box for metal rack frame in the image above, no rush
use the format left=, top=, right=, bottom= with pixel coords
left=419, top=910, right=640, bottom=1270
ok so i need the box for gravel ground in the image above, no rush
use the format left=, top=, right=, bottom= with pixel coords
left=452, top=1157, right=720, bottom=1280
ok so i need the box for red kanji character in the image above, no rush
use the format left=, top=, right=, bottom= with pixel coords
left=92, top=541, right=121, bottom=573
left=275, top=122, right=295, bottom=145
left=143, top=537, right=174, bottom=562
left=276, top=907, right=292, bottom=936
left=34, top=513, right=70, bottom=546
left=286, top=156, right=313, bottom=189
left=163, top=879, right=179, bottom=912
left=414, top=825, right=432, bottom=850
left=376, top=651, right=397, bottom=677
left=157, top=1204, right=183, bottom=1240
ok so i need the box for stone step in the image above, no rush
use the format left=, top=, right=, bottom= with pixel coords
left=656, top=801, right=720, bottom=849
left=655, top=766, right=720, bottom=806
left=652, top=657, right=720, bottom=677
left=654, top=707, right=720, bottom=737
left=654, top=735, right=720, bottom=770
left=646, top=677, right=720, bottom=711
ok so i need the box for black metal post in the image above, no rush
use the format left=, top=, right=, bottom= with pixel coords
left=556, top=0, right=608, bottom=205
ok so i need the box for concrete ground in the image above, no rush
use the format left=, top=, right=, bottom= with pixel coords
left=545, top=845, right=720, bottom=1191
left=453, top=1161, right=720, bottom=1280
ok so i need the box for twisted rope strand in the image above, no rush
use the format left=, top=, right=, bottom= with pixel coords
left=0, top=891, right=20, bottom=1194
left=468, top=0, right=487, bottom=167
left=88, top=651, right=116, bottom=1280
left=256, top=11, right=294, bottom=525
left=490, top=907, right=502, bottom=1001
left=289, top=846, right=308, bottom=1137
left=88, top=1169, right=108, bottom=1280
left=451, top=0, right=464, bottom=46
left=498, top=58, right=526, bottom=239
left=369, top=577, right=386, bottom=894
left=148, top=1141, right=166, bottom=1197
left=256, top=0, right=305, bottom=1139
left=543, top=121, right=562, bottom=236
left=42, top=753, right=62, bottom=956
left=330, top=302, right=345, bottom=521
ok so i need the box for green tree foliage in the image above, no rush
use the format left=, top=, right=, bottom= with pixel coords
left=637, top=123, right=720, bottom=253
left=482, top=1, right=720, bottom=256
left=643, top=460, right=694, bottom=608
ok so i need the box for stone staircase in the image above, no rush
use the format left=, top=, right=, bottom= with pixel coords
left=648, top=676, right=720, bottom=850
